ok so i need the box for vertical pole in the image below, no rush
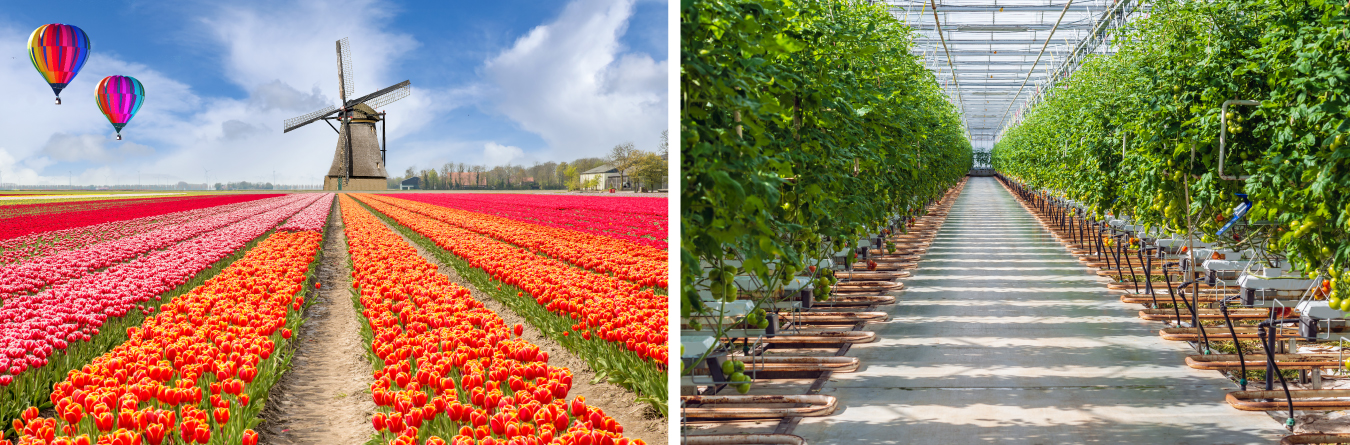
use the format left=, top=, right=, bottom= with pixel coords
left=382, top=112, right=387, bottom=167
left=345, top=113, right=353, bottom=181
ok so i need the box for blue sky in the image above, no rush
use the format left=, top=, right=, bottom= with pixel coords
left=0, top=0, right=668, bottom=186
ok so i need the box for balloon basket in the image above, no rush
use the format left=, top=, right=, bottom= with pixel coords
left=54, top=97, right=61, bottom=105
left=115, top=134, right=122, bottom=140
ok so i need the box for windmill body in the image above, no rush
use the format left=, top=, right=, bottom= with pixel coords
left=283, top=38, right=410, bottom=191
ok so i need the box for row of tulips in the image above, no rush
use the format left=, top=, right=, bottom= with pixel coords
left=275, top=195, right=334, bottom=232
left=390, top=195, right=666, bottom=250
left=353, top=195, right=668, bottom=365
left=0, top=197, right=271, bottom=267
left=366, top=195, right=666, bottom=288
left=7, top=220, right=327, bottom=445
left=0, top=195, right=326, bottom=433
left=0, top=195, right=311, bottom=300
left=0, top=195, right=275, bottom=242
left=0, top=196, right=198, bottom=219
left=339, top=195, right=641, bottom=445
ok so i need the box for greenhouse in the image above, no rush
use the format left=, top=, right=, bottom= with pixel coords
left=681, top=0, right=1350, bottom=442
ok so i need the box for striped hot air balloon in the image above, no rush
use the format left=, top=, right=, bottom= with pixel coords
left=95, top=76, right=144, bottom=140
left=28, top=24, right=91, bottom=105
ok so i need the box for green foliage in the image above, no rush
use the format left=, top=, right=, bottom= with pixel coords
left=680, top=0, right=970, bottom=370
left=993, top=0, right=1350, bottom=280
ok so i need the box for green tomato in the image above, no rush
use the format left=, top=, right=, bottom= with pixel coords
left=722, top=360, right=738, bottom=376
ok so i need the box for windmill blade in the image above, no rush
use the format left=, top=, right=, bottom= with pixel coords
left=361, top=80, right=411, bottom=109
left=348, top=80, right=410, bottom=109
left=283, top=105, right=339, bottom=133
left=336, top=37, right=354, bottom=103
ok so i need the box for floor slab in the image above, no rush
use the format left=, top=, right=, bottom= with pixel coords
left=792, top=177, right=1285, bottom=444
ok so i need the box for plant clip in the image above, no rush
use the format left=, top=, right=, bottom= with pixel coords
left=1216, top=193, right=1253, bottom=237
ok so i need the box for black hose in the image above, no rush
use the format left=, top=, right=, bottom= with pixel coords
left=1176, top=280, right=1212, bottom=353
left=1257, top=320, right=1298, bottom=431
left=1218, top=298, right=1246, bottom=390
left=1141, top=246, right=1159, bottom=307
left=1122, top=235, right=1140, bottom=294
left=1163, top=262, right=1184, bottom=324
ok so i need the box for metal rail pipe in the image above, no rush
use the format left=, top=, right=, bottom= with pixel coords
left=682, top=435, right=807, bottom=445
left=680, top=395, right=839, bottom=419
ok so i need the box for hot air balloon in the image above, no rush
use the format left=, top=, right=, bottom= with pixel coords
left=28, top=24, right=91, bottom=105
left=95, top=76, right=144, bottom=140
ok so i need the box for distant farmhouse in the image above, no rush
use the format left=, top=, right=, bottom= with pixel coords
left=579, top=164, right=627, bottom=190
left=580, top=163, right=665, bottom=192
left=400, top=176, right=420, bottom=190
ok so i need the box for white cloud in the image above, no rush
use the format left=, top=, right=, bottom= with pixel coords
left=483, top=0, right=668, bottom=159
left=483, top=142, right=526, bottom=166
left=41, top=134, right=154, bottom=163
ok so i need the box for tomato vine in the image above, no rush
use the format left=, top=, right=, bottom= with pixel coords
left=993, top=0, right=1350, bottom=295
left=680, top=0, right=971, bottom=373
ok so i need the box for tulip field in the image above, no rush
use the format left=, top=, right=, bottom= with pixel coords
left=0, top=190, right=665, bottom=445
left=352, top=194, right=669, bottom=415
left=340, top=195, right=643, bottom=445
left=391, top=195, right=667, bottom=250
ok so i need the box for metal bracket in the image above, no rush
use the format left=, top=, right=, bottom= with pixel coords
left=1216, top=193, right=1253, bottom=237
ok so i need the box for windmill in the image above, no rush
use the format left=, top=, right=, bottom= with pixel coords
left=283, top=38, right=410, bottom=191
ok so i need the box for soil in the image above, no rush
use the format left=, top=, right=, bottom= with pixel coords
left=258, top=199, right=378, bottom=445
left=371, top=210, right=669, bottom=445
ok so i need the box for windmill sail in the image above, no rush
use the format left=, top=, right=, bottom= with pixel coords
left=283, top=105, right=338, bottom=133
left=362, top=81, right=410, bottom=109
left=336, top=37, right=354, bottom=103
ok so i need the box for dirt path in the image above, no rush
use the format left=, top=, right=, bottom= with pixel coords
left=258, top=199, right=377, bottom=445
left=371, top=207, right=668, bottom=445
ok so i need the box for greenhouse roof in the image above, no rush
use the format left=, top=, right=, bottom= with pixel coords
left=884, top=0, right=1144, bottom=148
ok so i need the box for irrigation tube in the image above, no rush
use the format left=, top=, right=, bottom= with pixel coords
left=1219, top=297, right=1248, bottom=390
left=1258, top=319, right=1300, bottom=430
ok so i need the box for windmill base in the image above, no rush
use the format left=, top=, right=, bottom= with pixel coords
left=324, top=176, right=387, bottom=191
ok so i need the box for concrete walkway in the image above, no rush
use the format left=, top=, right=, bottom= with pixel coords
left=793, top=177, right=1286, bottom=444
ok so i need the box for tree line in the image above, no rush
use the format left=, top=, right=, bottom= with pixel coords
left=391, top=131, right=668, bottom=191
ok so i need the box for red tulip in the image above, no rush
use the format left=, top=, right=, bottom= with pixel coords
left=61, top=405, right=83, bottom=425
left=241, top=429, right=259, bottom=445
left=372, top=412, right=387, bottom=431
left=144, top=423, right=166, bottom=445
left=212, top=407, right=229, bottom=426
left=94, top=412, right=113, bottom=432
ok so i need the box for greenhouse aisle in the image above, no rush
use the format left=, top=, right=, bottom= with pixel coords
left=793, top=177, right=1286, bottom=444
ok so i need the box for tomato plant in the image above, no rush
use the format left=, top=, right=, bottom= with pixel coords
left=681, top=0, right=970, bottom=373
left=993, top=0, right=1350, bottom=282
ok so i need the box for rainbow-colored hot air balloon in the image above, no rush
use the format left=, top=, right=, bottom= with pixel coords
left=28, top=24, right=91, bottom=105
left=95, top=76, right=144, bottom=140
